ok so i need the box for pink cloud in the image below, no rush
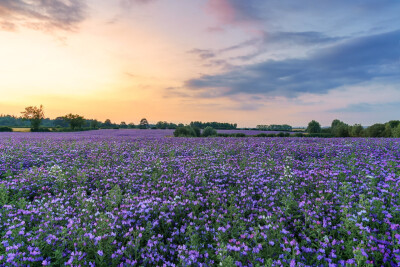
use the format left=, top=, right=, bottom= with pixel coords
left=205, top=0, right=262, bottom=34
left=206, top=0, right=237, bottom=24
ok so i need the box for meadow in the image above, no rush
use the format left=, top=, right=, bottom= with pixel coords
left=0, top=130, right=399, bottom=266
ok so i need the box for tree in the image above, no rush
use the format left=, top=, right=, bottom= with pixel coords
left=63, top=114, right=85, bottom=130
left=90, top=120, right=100, bottom=129
left=21, top=105, right=45, bottom=130
left=349, top=124, right=364, bottom=137
left=156, top=121, right=167, bottom=129
left=53, top=116, right=69, bottom=128
left=330, top=119, right=349, bottom=137
left=139, top=118, right=149, bottom=129
left=306, top=120, right=321, bottom=134
left=120, top=122, right=128, bottom=129
left=103, top=119, right=112, bottom=128
left=173, top=126, right=197, bottom=137
left=365, top=123, right=386, bottom=137
left=393, top=124, right=400, bottom=138
left=202, top=126, right=217, bottom=137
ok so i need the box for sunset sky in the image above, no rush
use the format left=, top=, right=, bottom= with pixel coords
left=0, top=0, right=399, bottom=127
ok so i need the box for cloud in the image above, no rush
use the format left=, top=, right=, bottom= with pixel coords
left=188, top=49, right=216, bottom=60
left=185, top=29, right=400, bottom=98
left=266, top=31, right=344, bottom=46
left=0, top=0, right=87, bottom=32
left=205, top=0, right=261, bottom=26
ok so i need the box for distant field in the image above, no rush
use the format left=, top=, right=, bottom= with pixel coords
left=219, top=129, right=296, bottom=135
left=11, top=128, right=31, bottom=132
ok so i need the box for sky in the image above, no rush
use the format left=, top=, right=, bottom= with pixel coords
left=0, top=0, right=399, bottom=127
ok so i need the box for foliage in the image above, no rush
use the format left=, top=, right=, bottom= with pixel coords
left=63, top=114, right=85, bottom=130
left=173, top=126, right=198, bottom=137
left=349, top=124, right=364, bottom=137
left=331, top=119, right=350, bottom=137
left=365, top=123, right=386, bottom=137
left=90, top=120, right=100, bottom=129
left=103, top=119, right=113, bottom=128
left=53, top=117, right=69, bottom=128
left=306, top=120, right=322, bottom=133
left=294, top=132, right=305, bottom=137
left=139, top=118, right=149, bottom=129
left=0, top=126, right=13, bottom=132
left=21, top=105, right=45, bottom=130
left=190, top=121, right=237, bottom=130
left=393, top=124, right=400, bottom=137
left=156, top=121, right=177, bottom=129
left=30, top=128, right=51, bottom=132
left=119, top=122, right=128, bottom=129
left=192, top=126, right=201, bottom=137
left=256, top=124, right=292, bottom=131
left=202, top=126, right=217, bottom=137
left=0, top=115, right=30, bottom=127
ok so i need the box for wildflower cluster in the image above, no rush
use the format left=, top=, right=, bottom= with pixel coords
left=0, top=131, right=399, bottom=266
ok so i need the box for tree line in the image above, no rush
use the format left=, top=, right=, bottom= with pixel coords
left=305, top=119, right=400, bottom=138
left=1, top=105, right=399, bottom=137
left=189, top=121, right=237, bottom=130
left=256, top=124, right=292, bottom=131
left=0, top=106, right=237, bottom=132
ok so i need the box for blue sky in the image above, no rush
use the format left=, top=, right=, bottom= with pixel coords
left=0, top=0, right=399, bottom=126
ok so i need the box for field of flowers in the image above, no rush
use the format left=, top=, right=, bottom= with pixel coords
left=0, top=130, right=399, bottom=266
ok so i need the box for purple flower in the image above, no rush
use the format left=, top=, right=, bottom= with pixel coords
left=97, top=250, right=104, bottom=257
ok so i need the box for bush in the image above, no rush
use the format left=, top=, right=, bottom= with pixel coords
left=294, top=133, right=305, bottom=137
left=393, top=124, right=400, bottom=138
left=234, top=133, right=246, bottom=137
left=365, top=123, right=386, bottom=137
left=30, top=128, right=51, bottom=132
left=173, top=126, right=197, bottom=137
left=306, top=120, right=322, bottom=133
left=192, top=127, right=201, bottom=137
left=217, top=133, right=230, bottom=137
left=255, top=133, right=268, bottom=137
left=202, top=126, right=217, bottom=137
left=0, top=126, right=13, bottom=132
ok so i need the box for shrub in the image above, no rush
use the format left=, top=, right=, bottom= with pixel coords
left=234, top=133, right=246, bottom=137
left=393, top=124, right=400, bottom=137
left=202, top=126, right=217, bottom=137
left=365, top=123, right=386, bottom=137
left=294, top=133, right=304, bottom=137
left=0, top=126, right=13, bottom=132
left=306, top=120, right=322, bottom=133
left=192, top=127, right=201, bottom=137
left=255, top=133, right=268, bottom=137
left=30, top=128, right=51, bottom=132
left=173, top=126, right=197, bottom=137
